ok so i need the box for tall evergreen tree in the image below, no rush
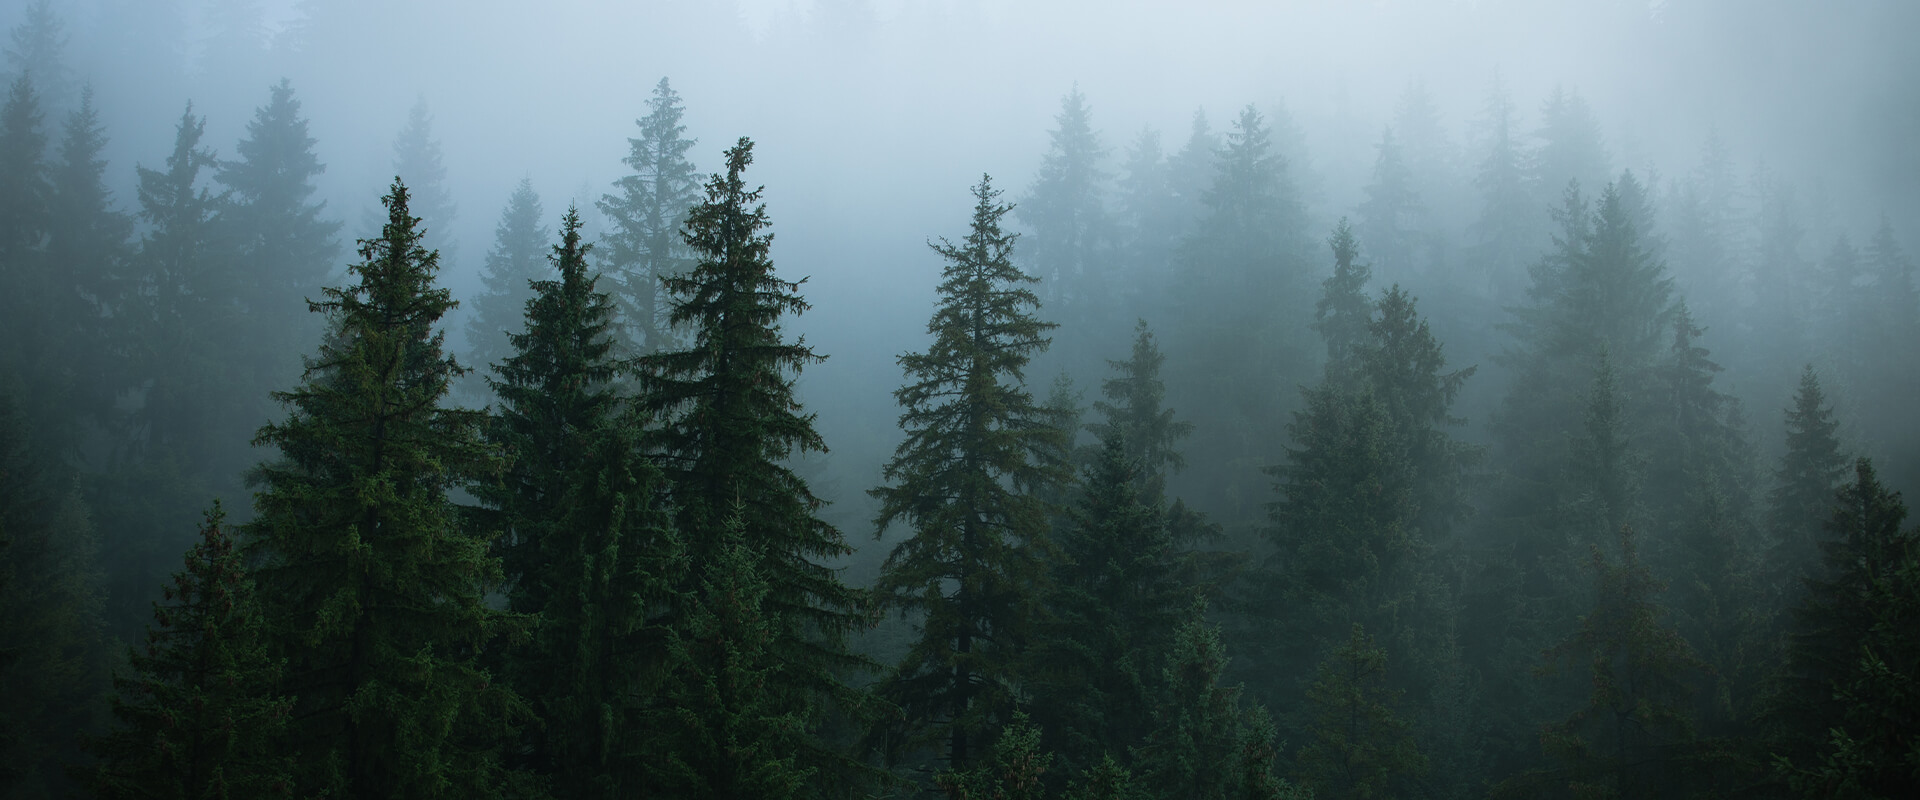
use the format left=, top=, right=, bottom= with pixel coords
left=1356, top=127, right=1421, bottom=282
left=483, top=207, right=683, bottom=797
left=1018, top=85, right=1110, bottom=322
left=0, top=74, right=51, bottom=396
left=599, top=77, right=700, bottom=356
left=1531, top=87, right=1610, bottom=204
left=1766, top=366, right=1849, bottom=597
left=1085, top=320, right=1191, bottom=503
left=217, top=78, right=340, bottom=398
left=1135, top=605, right=1295, bottom=800
left=3, top=1, right=71, bottom=105
left=388, top=96, right=457, bottom=269
left=85, top=504, right=293, bottom=800
left=0, top=396, right=107, bottom=800
left=637, top=138, right=869, bottom=787
left=466, top=178, right=550, bottom=386
left=1296, top=624, right=1426, bottom=800
left=1768, top=458, right=1920, bottom=798
left=871, top=174, right=1064, bottom=768
left=1469, top=72, right=1536, bottom=303
left=1314, top=219, right=1372, bottom=376
left=43, top=86, right=132, bottom=428
left=244, top=180, right=525, bottom=798
left=1115, top=126, right=1176, bottom=296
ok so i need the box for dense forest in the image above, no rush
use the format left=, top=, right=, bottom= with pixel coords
left=1, top=0, right=1917, bottom=798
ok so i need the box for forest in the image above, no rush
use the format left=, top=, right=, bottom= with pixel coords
left=1, top=0, right=1917, bottom=798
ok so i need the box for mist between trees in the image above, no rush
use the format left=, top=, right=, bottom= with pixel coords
left=2, top=1, right=1918, bottom=798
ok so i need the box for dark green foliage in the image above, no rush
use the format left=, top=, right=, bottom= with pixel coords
left=1499, top=526, right=1709, bottom=800
left=937, top=712, right=1052, bottom=800
left=1065, top=755, right=1143, bottom=800
left=1767, top=366, right=1849, bottom=595
left=483, top=208, right=683, bottom=797
left=1029, top=434, right=1186, bottom=776
left=0, top=74, right=51, bottom=406
left=637, top=138, right=869, bottom=785
left=86, top=504, right=293, bottom=800
left=0, top=396, right=107, bottom=799
left=1768, top=459, right=1920, bottom=796
left=600, top=77, right=700, bottom=356
left=466, top=178, right=551, bottom=386
left=245, top=180, right=525, bottom=798
left=1135, top=605, right=1293, bottom=800
left=1296, top=624, right=1426, bottom=800
left=1315, top=219, right=1372, bottom=375
left=872, top=174, right=1065, bottom=768
left=659, top=509, right=812, bottom=800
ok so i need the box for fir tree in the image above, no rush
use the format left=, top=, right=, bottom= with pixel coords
left=1531, top=87, right=1610, bottom=203
left=1018, top=85, right=1110, bottom=320
left=1296, top=624, right=1426, bottom=800
left=1314, top=219, right=1373, bottom=378
left=0, top=74, right=50, bottom=366
left=599, top=77, right=700, bottom=356
left=86, top=504, right=293, bottom=800
left=637, top=138, right=869, bottom=786
left=937, top=712, right=1052, bottom=800
left=483, top=207, right=683, bottom=797
left=465, top=178, right=550, bottom=386
left=871, top=174, right=1064, bottom=768
left=659, top=508, right=812, bottom=800
left=43, top=86, right=132, bottom=428
left=1356, top=127, right=1421, bottom=282
left=1469, top=71, right=1536, bottom=303
left=0, top=395, right=107, bottom=799
left=1767, top=366, right=1849, bottom=595
left=245, top=180, right=525, bottom=798
left=1505, top=526, right=1708, bottom=800
left=217, top=78, right=340, bottom=393
left=1115, top=126, right=1176, bottom=294
left=387, top=97, right=457, bottom=270
left=1767, top=458, right=1920, bottom=797
left=1135, top=605, right=1293, bottom=800
left=1085, top=320, right=1190, bottom=502
left=1029, top=434, right=1186, bottom=776
left=3, top=1, right=70, bottom=105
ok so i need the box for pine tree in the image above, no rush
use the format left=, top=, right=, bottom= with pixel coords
left=1504, top=526, right=1708, bottom=800
left=3, top=1, right=70, bottom=105
left=871, top=174, right=1064, bottom=768
left=599, top=77, right=700, bottom=356
left=217, top=78, right=340, bottom=394
left=43, top=86, right=132, bottom=429
left=1296, top=623, right=1426, bottom=800
left=482, top=207, right=683, bottom=797
left=1115, top=126, right=1176, bottom=295
left=1357, top=127, right=1421, bottom=282
left=465, top=178, right=550, bottom=386
left=0, top=75, right=50, bottom=392
left=86, top=504, right=294, bottom=800
left=1314, top=219, right=1373, bottom=377
left=1135, top=605, right=1292, bottom=800
left=637, top=138, right=869, bottom=785
left=1029, top=434, right=1186, bottom=776
left=1085, top=320, right=1191, bottom=503
left=658, top=508, right=812, bottom=800
left=1531, top=87, right=1610, bottom=203
left=1768, top=459, right=1920, bottom=798
left=1767, top=366, right=1849, bottom=596
left=0, top=395, right=107, bottom=799
left=388, top=96, right=457, bottom=269
left=1018, top=85, right=1110, bottom=321
left=1469, top=72, right=1536, bottom=303
left=245, top=180, right=525, bottom=798
left=937, top=712, right=1052, bottom=800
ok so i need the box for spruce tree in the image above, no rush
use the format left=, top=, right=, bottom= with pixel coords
left=217, top=78, right=340, bottom=395
left=1504, top=526, right=1708, bottom=800
left=637, top=138, right=868, bottom=785
left=43, top=86, right=132, bottom=429
left=1356, top=127, right=1421, bottom=282
left=86, top=504, right=293, bottom=800
left=1135, top=605, right=1294, bottom=800
left=1115, top=126, right=1176, bottom=294
left=871, top=174, right=1064, bottom=768
left=483, top=207, right=682, bottom=797
left=0, top=74, right=50, bottom=401
left=599, top=77, right=700, bottom=356
left=2, top=1, right=70, bottom=105
left=1531, top=87, right=1610, bottom=203
left=0, top=395, right=107, bottom=799
left=1767, top=366, right=1849, bottom=595
left=1296, top=624, right=1426, bottom=800
left=1029, top=434, right=1186, bottom=777
left=245, top=180, right=525, bottom=798
left=1085, top=320, right=1190, bottom=502
left=389, top=97, right=456, bottom=268
left=1768, top=459, right=1919, bottom=797
left=1469, top=72, right=1536, bottom=303
left=1018, top=85, right=1110, bottom=320
left=465, top=178, right=550, bottom=386
left=1314, top=219, right=1373, bottom=375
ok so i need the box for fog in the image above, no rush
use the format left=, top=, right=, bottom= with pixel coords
left=4, top=0, right=1919, bottom=796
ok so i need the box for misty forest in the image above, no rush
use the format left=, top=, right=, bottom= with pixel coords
left=3, top=0, right=1919, bottom=798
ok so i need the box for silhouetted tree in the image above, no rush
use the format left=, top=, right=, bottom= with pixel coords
left=600, top=77, right=700, bottom=356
